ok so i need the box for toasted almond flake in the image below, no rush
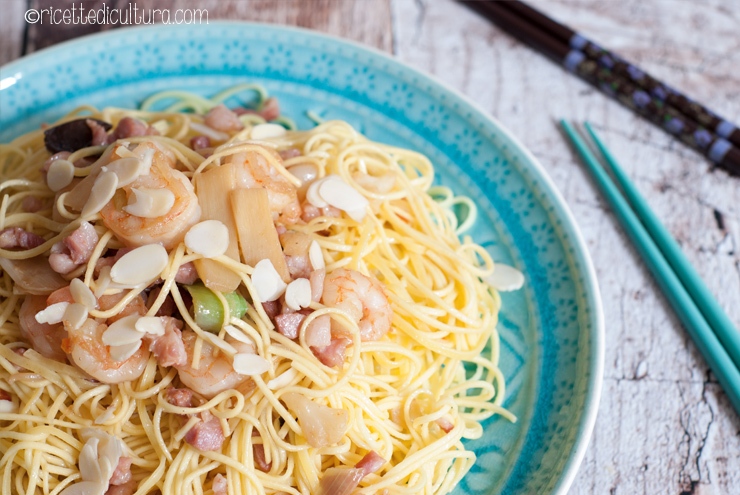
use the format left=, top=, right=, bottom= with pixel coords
left=285, top=278, right=312, bottom=311
left=70, top=278, right=98, bottom=309
left=135, top=316, right=165, bottom=336
left=306, top=177, right=329, bottom=208
left=0, top=400, right=16, bottom=413
left=224, top=324, right=254, bottom=345
left=123, top=187, right=175, bottom=218
left=78, top=437, right=101, bottom=482
left=308, top=240, right=325, bottom=271
left=267, top=368, right=298, bottom=389
left=101, top=156, right=146, bottom=188
left=102, top=315, right=144, bottom=346
left=487, top=264, right=525, bottom=291
left=110, top=244, right=168, bottom=286
left=319, top=175, right=369, bottom=221
left=47, top=159, right=75, bottom=192
left=109, top=340, right=142, bottom=362
left=94, top=266, right=112, bottom=298
left=35, top=302, right=70, bottom=325
left=251, top=259, right=287, bottom=302
left=233, top=353, right=270, bottom=376
left=81, top=171, right=118, bottom=218
left=250, top=123, right=286, bottom=140
left=184, top=220, right=229, bottom=258
left=64, top=303, right=88, bottom=331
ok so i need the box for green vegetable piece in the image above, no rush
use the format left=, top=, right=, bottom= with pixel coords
left=184, top=282, right=248, bottom=332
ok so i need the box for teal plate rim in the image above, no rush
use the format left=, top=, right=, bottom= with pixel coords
left=0, top=22, right=604, bottom=495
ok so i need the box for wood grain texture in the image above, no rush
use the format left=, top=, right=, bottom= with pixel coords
left=2, top=0, right=740, bottom=493
left=0, top=0, right=28, bottom=65
left=390, top=0, right=740, bottom=493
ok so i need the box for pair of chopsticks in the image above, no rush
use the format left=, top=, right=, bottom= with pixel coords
left=562, top=122, right=740, bottom=416
left=461, top=1, right=740, bottom=176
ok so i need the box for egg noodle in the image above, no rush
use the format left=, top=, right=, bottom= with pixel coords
left=0, top=85, right=514, bottom=495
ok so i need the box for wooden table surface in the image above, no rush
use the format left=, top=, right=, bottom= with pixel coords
left=2, top=0, right=740, bottom=493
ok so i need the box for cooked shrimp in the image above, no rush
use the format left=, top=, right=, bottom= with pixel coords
left=322, top=268, right=392, bottom=341
left=230, top=149, right=301, bottom=223
left=99, top=141, right=201, bottom=249
left=175, top=330, right=254, bottom=399
left=18, top=295, right=68, bottom=362
left=64, top=318, right=150, bottom=384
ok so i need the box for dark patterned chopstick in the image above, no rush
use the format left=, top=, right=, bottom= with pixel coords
left=500, top=1, right=740, bottom=150
left=460, top=1, right=740, bottom=175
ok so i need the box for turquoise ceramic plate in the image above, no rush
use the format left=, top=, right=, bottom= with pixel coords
left=0, top=23, right=603, bottom=495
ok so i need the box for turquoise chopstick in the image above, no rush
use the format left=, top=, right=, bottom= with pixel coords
left=560, top=120, right=740, bottom=415
left=584, top=122, right=740, bottom=371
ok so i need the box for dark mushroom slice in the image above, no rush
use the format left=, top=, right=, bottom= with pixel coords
left=44, top=118, right=112, bottom=153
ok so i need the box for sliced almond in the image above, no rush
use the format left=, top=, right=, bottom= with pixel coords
left=189, top=121, right=230, bottom=142
left=250, top=123, right=286, bottom=140
left=287, top=164, right=317, bottom=185
left=135, top=316, right=165, bottom=336
left=57, top=480, right=107, bottom=495
left=47, top=159, right=75, bottom=192
left=486, top=264, right=525, bottom=292
left=70, top=278, right=98, bottom=310
left=78, top=437, right=101, bottom=482
left=109, top=340, right=142, bottom=362
left=35, top=302, right=70, bottom=325
left=133, top=145, right=155, bottom=171
left=233, top=353, right=270, bottom=376
left=251, top=259, right=287, bottom=302
left=308, top=240, right=325, bottom=271
left=319, top=175, right=369, bottom=222
left=102, top=314, right=144, bottom=346
left=0, top=400, right=16, bottom=413
left=110, top=244, right=168, bottom=286
left=285, top=278, right=312, bottom=311
left=122, top=187, right=175, bottom=218
left=64, top=303, right=89, bottom=331
left=81, top=171, right=118, bottom=218
left=224, top=324, right=254, bottom=346
left=305, top=177, right=329, bottom=208
left=94, top=266, right=112, bottom=298
left=185, top=220, right=229, bottom=258
left=102, top=157, right=146, bottom=188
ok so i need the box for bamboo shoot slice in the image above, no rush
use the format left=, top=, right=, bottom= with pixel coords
left=230, top=188, right=290, bottom=283
left=192, top=163, right=242, bottom=292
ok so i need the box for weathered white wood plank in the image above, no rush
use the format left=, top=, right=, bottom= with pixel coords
left=0, top=0, right=27, bottom=66
left=391, top=0, right=740, bottom=493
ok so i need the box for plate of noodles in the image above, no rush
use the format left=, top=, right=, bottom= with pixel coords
left=0, top=23, right=603, bottom=495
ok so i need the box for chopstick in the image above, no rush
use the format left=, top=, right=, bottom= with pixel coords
left=460, top=1, right=740, bottom=175
left=583, top=122, right=740, bottom=370
left=560, top=120, right=740, bottom=415
left=499, top=1, right=740, bottom=151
